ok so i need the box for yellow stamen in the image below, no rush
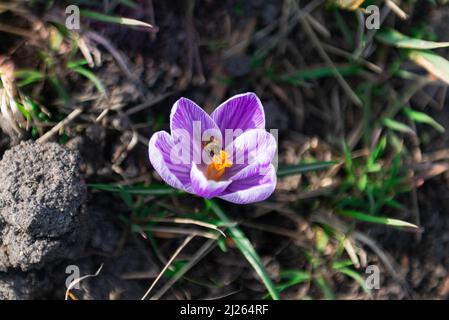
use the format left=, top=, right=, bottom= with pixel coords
left=206, top=150, right=232, bottom=181
left=67, top=291, right=78, bottom=300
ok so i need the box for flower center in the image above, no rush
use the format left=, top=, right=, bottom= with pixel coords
left=206, top=150, right=233, bottom=181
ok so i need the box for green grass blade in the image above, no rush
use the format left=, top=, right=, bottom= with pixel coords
left=277, top=161, right=336, bottom=177
left=118, top=0, right=138, bottom=9
left=376, top=28, right=449, bottom=49
left=70, top=66, right=105, bottom=94
left=276, top=270, right=311, bottom=292
left=383, top=118, right=415, bottom=135
left=208, top=200, right=280, bottom=300
left=89, top=183, right=179, bottom=195
left=342, top=141, right=352, bottom=167
left=49, top=75, right=70, bottom=105
left=342, top=141, right=356, bottom=182
left=66, top=59, right=89, bottom=68
left=403, top=107, right=445, bottom=133
left=368, top=135, right=387, bottom=166
left=332, top=259, right=354, bottom=269
left=15, top=70, right=45, bottom=87
left=80, top=9, right=154, bottom=30
left=333, top=9, right=353, bottom=47
left=281, top=64, right=362, bottom=85
left=337, top=209, right=418, bottom=229
left=336, top=267, right=369, bottom=293
left=315, top=275, right=335, bottom=300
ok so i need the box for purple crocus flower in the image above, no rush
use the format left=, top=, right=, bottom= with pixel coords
left=148, top=92, right=277, bottom=204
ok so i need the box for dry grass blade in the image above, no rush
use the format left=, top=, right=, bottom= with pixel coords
left=354, top=232, right=407, bottom=288
left=143, top=226, right=220, bottom=240
left=86, top=31, right=148, bottom=99
left=322, top=43, right=383, bottom=74
left=343, top=238, right=361, bottom=268
left=0, top=23, right=34, bottom=38
left=385, top=0, right=408, bottom=20
left=80, top=10, right=156, bottom=31
left=37, top=107, right=83, bottom=143
left=65, top=264, right=104, bottom=300
left=147, top=217, right=226, bottom=238
left=209, top=200, right=280, bottom=300
left=295, top=5, right=362, bottom=107
left=141, top=234, right=196, bottom=300
left=240, top=221, right=307, bottom=247
left=150, top=239, right=217, bottom=300
left=408, top=50, right=449, bottom=85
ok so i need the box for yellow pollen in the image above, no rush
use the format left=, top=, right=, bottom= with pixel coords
left=206, top=150, right=233, bottom=180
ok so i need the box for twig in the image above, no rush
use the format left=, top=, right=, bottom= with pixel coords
left=37, top=107, right=83, bottom=144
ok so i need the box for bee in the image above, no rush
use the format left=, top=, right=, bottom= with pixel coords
left=203, top=136, right=232, bottom=180
left=202, top=136, right=222, bottom=159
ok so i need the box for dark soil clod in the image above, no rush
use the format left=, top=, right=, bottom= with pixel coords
left=0, top=141, right=88, bottom=272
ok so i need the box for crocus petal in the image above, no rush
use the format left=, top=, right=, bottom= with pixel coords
left=148, top=131, right=191, bottom=191
left=219, top=164, right=276, bottom=204
left=211, top=92, right=265, bottom=139
left=170, top=97, right=223, bottom=165
left=223, top=128, right=277, bottom=180
left=190, top=163, right=231, bottom=199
